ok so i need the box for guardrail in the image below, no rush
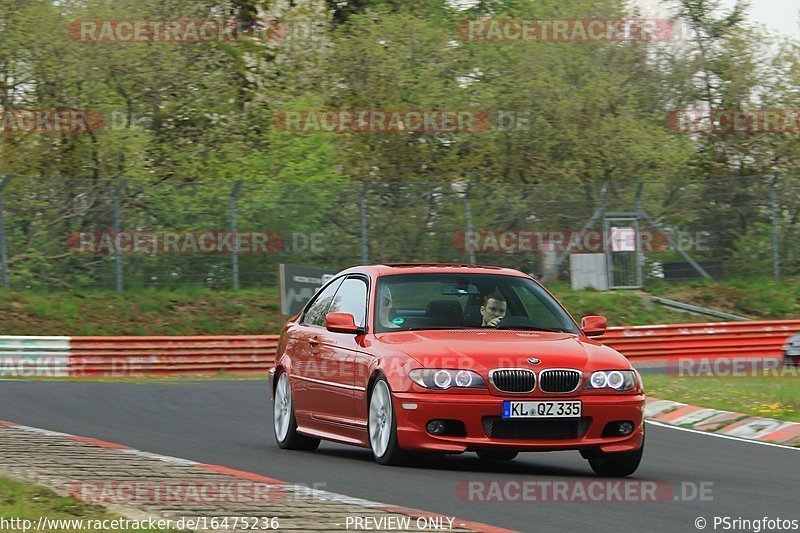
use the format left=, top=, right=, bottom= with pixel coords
left=650, top=296, right=751, bottom=321
left=70, top=336, right=278, bottom=376
left=0, top=335, right=71, bottom=376
left=2, top=320, right=799, bottom=376
left=597, top=320, right=800, bottom=362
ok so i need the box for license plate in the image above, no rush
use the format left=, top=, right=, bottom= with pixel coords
left=502, top=401, right=582, bottom=419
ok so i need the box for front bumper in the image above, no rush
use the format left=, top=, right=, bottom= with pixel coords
left=393, top=392, right=645, bottom=454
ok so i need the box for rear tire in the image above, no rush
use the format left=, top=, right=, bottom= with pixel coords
left=587, top=432, right=644, bottom=477
left=368, top=379, right=406, bottom=466
left=476, top=450, right=519, bottom=461
left=273, top=372, right=320, bottom=451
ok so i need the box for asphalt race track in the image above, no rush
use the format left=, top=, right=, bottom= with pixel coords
left=0, top=380, right=797, bottom=532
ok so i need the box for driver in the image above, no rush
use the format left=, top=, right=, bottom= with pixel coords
left=480, top=292, right=507, bottom=328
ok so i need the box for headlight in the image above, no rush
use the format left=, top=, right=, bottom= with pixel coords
left=409, top=369, right=487, bottom=390
left=586, top=370, right=637, bottom=391
left=455, top=370, right=473, bottom=387
left=434, top=370, right=452, bottom=388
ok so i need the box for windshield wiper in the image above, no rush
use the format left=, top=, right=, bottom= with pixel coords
left=496, top=325, right=569, bottom=333
left=403, top=326, right=463, bottom=331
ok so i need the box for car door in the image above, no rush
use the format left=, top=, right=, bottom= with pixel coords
left=289, top=276, right=344, bottom=420
left=313, top=275, right=369, bottom=426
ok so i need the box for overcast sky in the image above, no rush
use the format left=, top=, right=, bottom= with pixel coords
left=448, top=0, right=800, bottom=38
left=638, top=0, right=800, bottom=38
left=722, top=0, right=799, bottom=37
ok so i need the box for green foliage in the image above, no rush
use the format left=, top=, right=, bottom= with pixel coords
left=0, top=0, right=798, bottom=288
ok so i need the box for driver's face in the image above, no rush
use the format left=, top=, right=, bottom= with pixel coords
left=481, top=298, right=507, bottom=322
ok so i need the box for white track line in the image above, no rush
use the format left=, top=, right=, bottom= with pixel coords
left=645, top=420, right=800, bottom=451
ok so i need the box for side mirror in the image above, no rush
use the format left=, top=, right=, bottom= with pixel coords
left=581, top=315, right=607, bottom=337
left=325, top=312, right=362, bottom=334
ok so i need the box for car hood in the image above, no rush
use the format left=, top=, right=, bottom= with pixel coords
left=375, top=329, right=630, bottom=372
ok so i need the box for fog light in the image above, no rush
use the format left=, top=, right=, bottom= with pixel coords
left=618, top=421, right=634, bottom=435
left=426, top=420, right=446, bottom=435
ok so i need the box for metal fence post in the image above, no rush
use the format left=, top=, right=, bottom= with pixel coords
left=635, top=182, right=644, bottom=288
left=771, top=173, right=780, bottom=280
left=230, top=181, right=243, bottom=289
left=0, top=175, right=13, bottom=288
left=463, top=183, right=476, bottom=264
left=541, top=181, right=609, bottom=284
left=113, top=179, right=128, bottom=292
left=360, top=181, right=369, bottom=264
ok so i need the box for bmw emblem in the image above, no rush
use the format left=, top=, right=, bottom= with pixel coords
left=527, top=357, right=541, bottom=365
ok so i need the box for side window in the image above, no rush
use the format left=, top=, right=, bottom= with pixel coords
left=327, top=277, right=368, bottom=328
left=302, top=278, right=344, bottom=327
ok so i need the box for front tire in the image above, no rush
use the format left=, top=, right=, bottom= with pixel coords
left=273, top=372, right=320, bottom=451
left=368, top=379, right=406, bottom=466
left=586, top=432, right=644, bottom=477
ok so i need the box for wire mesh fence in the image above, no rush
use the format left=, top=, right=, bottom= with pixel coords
left=0, top=174, right=797, bottom=291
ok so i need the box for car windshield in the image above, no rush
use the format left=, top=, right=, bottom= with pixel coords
left=374, top=273, right=580, bottom=334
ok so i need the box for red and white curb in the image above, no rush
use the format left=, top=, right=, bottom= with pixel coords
left=0, top=420, right=516, bottom=533
left=645, top=398, right=800, bottom=447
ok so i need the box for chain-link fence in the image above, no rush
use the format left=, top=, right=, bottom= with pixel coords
left=0, top=174, right=797, bottom=291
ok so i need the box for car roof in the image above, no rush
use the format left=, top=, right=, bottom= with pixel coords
left=335, top=263, right=530, bottom=278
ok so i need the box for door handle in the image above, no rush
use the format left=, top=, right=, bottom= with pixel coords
left=308, top=337, right=320, bottom=347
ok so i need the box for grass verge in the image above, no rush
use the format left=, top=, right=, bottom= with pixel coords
left=548, top=284, right=715, bottom=325
left=646, top=277, right=800, bottom=320
left=0, top=475, right=180, bottom=532
left=0, top=277, right=796, bottom=336
left=644, top=374, right=800, bottom=422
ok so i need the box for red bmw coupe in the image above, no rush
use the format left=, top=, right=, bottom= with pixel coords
left=270, top=264, right=645, bottom=476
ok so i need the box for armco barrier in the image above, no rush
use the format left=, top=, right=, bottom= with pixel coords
left=0, top=335, right=71, bottom=377
left=597, top=320, right=800, bottom=363
left=69, top=336, right=278, bottom=376
left=3, top=320, right=799, bottom=376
